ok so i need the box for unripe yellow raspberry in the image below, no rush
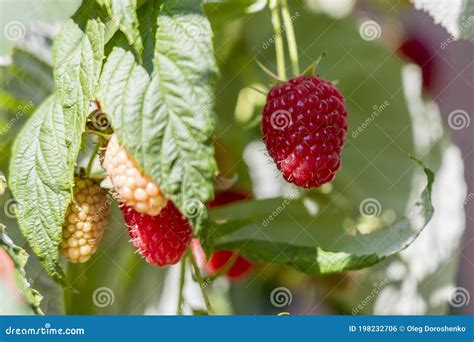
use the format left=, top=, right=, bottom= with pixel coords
left=61, top=179, right=110, bottom=263
left=103, top=134, right=167, bottom=216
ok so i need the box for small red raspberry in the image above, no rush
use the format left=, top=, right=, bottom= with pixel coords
left=121, top=202, right=192, bottom=267
left=208, top=190, right=252, bottom=208
left=190, top=190, right=254, bottom=280
left=103, top=134, right=167, bottom=216
left=261, top=76, right=348, bottom=188
left=207, top=251, right=253, bottom=280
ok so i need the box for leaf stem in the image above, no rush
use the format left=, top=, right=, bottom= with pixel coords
left=280, top=0, right=299, bottom=75
left=189, top=252, right=214, bottom=315
left=177, top=258, right=186, bottom=315
left=85, top=141, right=100, bottom=177
left=269, top=0, right=286, bottom=80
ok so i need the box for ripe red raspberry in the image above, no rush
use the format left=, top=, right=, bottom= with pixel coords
left=103, top=134, right=167, bottom=216
left=261, top=76, right=348, bottom=188
left=121, top=202, right=192, bottom=267
left=207, top=251, right=253, bottom=280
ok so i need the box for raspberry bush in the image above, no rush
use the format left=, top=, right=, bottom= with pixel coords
left=3, top=0, right=461, bottom=315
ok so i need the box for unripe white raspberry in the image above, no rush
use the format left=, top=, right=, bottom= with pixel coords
left=61, top=179, right=110, bottom=263
left=103, top=134, right=167, bottom=216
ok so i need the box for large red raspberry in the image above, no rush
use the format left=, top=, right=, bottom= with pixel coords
left=261, top=76, right=348, bottom=188
left=121, top=202, right=192, bottom=267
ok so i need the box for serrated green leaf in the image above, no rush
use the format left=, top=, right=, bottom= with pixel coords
left=98, top=0, right=219, bottom=232
left=0, top=226, right=43, bottom=315
left=210, top=161, right=434, bottom=274
left=8, top=18, right=106, bottom=284
left=137, top=0, right=161, bottom=73
left=53, top=19, right=105, bottom=164
left=9, top=95, right=70, bottom=284
left=106, top=0, right=144, bottom=60
left=411, top=0, right=474, bottom=40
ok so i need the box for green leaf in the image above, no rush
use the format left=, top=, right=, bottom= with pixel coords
left=0, top=225, right=43, bottom=315
left=205, top=0, right=267, bottom=28
left=137, top=0, right=161, bottom=73
left=210, top=161, right=434, bottom=274
left=9, top=95, right=70, bottom=284
left=8, top=18, right=106, bottom=284
left=98, top=0, right=219, bottom=232
left=411, top=0, right=474, bottom=40
left=106, top=0, right=144, bottom=59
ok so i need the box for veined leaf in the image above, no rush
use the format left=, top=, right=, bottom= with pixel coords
left=9, top=16, right=106, bottom=284
left=9, top=95, right=70, bottom=284
left=98, top=0, right=219, bottom=233
left=106, top=0, right=144, bottom=59
left=210, top=161, right=434, bottom=274
left=0, top=226, right=43, bottom=315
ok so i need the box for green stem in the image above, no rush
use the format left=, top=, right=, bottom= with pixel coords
left=85, top=142, right=100, bottom=177
left=280, top=0, right=299, bottom=75
left=177, top=258, right=186, bottom=315
left=189, top=252, right=214, bottom=315
left=269, top=0, right=286, bottom=80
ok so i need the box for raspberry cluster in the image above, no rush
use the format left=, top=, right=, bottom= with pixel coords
left=261, top=75, right=348, bottom=188
left=61, top=179, right=110, bottom=263
left=121, top=202, right=192, bottom=267
left=103, top=134, right=167, bottom=216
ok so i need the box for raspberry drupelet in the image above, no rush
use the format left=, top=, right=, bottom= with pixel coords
left=261, top=76, right=348, bottom=188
